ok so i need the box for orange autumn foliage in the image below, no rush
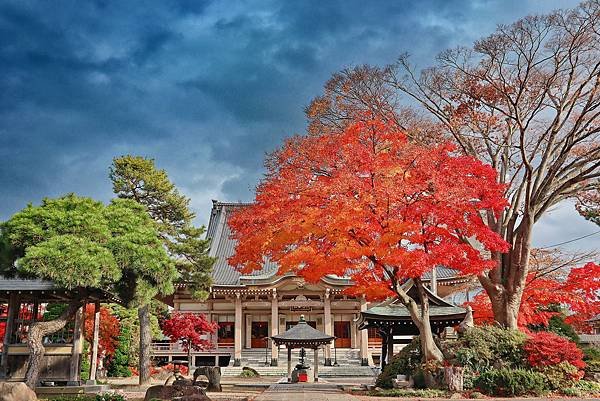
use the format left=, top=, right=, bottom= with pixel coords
left=228, top=118, right=509, bottom=300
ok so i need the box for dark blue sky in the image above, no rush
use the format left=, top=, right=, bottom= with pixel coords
left=1, top=0, right=597, bottom=251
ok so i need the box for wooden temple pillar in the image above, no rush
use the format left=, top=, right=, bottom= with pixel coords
left=234, top=293, right=242, bottom=366
left=270, top=289, right=278, bottom=366
left=359, top=297, right=369, bottom=366
left=323, top=289, right=332, bottom=366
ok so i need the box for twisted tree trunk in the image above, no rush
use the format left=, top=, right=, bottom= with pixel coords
left=138, top=304, right=152, bottom=385
left=25, top=300, right=83, bottom=388
left=394, top=279, right=444, bottom=363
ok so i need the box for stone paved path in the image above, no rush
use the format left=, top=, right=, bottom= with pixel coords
left=253, top=383, right=360, bottom=401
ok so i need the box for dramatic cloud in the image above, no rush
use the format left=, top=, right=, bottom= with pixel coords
left=1, top=0, right=594, bottom=253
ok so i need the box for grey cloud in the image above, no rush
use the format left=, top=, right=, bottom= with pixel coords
left=1, top=0, right=593, bottom=255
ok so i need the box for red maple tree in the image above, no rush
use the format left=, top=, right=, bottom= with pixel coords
left=83, top=304, right=120, bottom=359
left=161, top=312, right=217, bottom=371
left=228, top=117, right=508, bottom=362
left=469, top=260, right=600, bottom=331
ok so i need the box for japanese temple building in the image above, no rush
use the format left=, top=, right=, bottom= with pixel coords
left=163, top=201, right=472, bottom=368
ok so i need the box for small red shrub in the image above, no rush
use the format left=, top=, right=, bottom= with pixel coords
left=524, top=331, right=585, bottom=370
left=151, top=363, right=189, bottom=375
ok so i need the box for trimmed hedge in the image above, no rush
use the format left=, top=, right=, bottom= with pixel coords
left=474, top=367, right=548, bottom=396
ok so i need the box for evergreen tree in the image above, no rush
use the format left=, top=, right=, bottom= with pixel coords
left=110, top=155, right=214, bottom=383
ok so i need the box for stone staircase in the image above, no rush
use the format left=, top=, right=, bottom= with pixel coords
left=221, top=348, right=377, bottom=377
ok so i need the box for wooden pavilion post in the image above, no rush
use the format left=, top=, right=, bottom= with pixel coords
left=88, top=302, right=101, bottom=383
left=287, top=346, right=292, bottom=382
left=380, top=329, right=388, bottom=369
left=1, top=294, right=19, bottom=376
left=68, top=306, right=84, bottom=385
left=386, top=327, right=394, bottom=365
left=313, top=348, right=319, bottom=382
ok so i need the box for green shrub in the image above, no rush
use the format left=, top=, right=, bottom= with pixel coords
left=47, top=395, right=125, bottom=401
left=94, top=394, right=126, bottom=401
left=474, top=368, right=548, bottom=396
left=368, top=388, right=449, bottom=398
left=106, top=325, right=132, bottom=377
left=239, top=366, right=259, bottom=377
left=583, top=346, right=600, bottom=376
left=375, top=338, right=423, bottom=388
left=469, top=391, right=484, bottom=399
left=540, top=361, right=581, bottom=390
left=562, top=379, right=600, bottom=397
left=445, top=325, right=527, bottom=373
left=583, top=346, right=600, bottom=361
left=80, top=339, right=90, bottom=382
left=547, top=314, right=580, bottom=343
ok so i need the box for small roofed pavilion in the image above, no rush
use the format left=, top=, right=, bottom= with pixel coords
left=357, top=280, right=468, bottom=369
left=0, top=276, right=122, bottom=385
left=271, top=315, right=334, bottom=382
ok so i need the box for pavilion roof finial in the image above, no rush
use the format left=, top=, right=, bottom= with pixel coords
left=299, top=314, right=306, bottom=323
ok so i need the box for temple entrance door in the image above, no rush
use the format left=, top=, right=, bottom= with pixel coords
left=217, top=322, right=234, bottom=347
left=251, top=321, right=269, bottom=348
left=334, top=321, right=351, bottom=348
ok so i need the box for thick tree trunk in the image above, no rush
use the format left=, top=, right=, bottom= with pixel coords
left=481, top=218, right=533, bottom=330
left=395, top=279, right=444, bottom=363
left=138, top=304, right=152, bottom=386
left=418, top=311, right=443, bottom=362
left=25, top=300, right=83, bottom=388
left=489, top=290, right=522, bottom=329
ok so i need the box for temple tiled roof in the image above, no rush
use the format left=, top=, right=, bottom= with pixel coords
left=0, top=277, right=57, bottom=291
left=0, top=276, right=123, bottom=304
left=206, top=201, right=279, bottom=285
left=362, top=304, right=466, bottom=318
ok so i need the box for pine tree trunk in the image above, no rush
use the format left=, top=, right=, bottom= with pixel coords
left=138, top=304, right=152, bottom=386
left=25, top=300, right=82, bottom=388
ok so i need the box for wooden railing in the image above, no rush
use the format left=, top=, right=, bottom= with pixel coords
left=151, top=342, right=233, bottom=353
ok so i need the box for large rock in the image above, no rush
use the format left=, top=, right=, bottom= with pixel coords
left=0, top=383, right=37, bottom=401
left=144, top=384, right=209, bottom=401
left=193, top=366, right=222, bottom=392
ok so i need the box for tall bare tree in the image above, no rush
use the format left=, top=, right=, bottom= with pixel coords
left=307, top=1, right=600, bottom=329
